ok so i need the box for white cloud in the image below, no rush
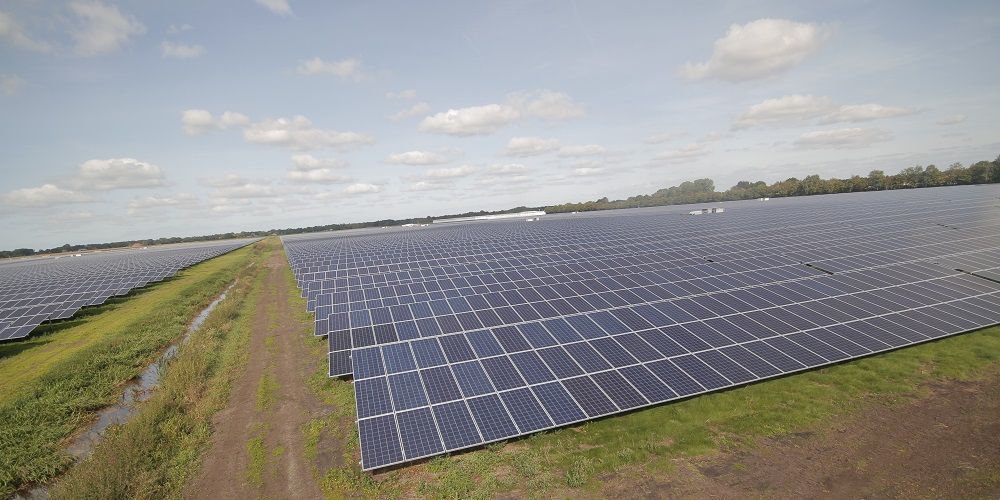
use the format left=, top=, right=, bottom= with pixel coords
left=424, top=165, right=475, bottom=179
left=291, top=154, right=347, bottom=170
left=504, top=137, right=561, bottom=157
left=508, top=90, right=585, bottom=120
left=385, top=150, right=450, bottom=166
left=161, top=40, right=204, bottom=59
left=406, top=181, right=446, bottom=192
left=794, top=127, right=891, bottom=149
left=2, top=184, right=91, bottom=208
left=572, top=167, right=606, bottom=176
left=256, top=0, right=293, bottom=16
left=419, top=90, right=584, bottom=136
left=1, top=74, right=25, bottom=96
left=286, top=154, right=350, bottom=184
left=644, top=132, right=685, bottom=145
left=419, top=104, right=520, bottom=136
left=651, top=143, right=711, bottom=164
left=297, top=57, right=366, bottom=80
left=485, top=163, right=528, bottom=176
left=937, top=114, right=967, bottom=126
left=389, top=102, right=431, bottom=121
left=558, top=144, right=606, bottom=157
left=286, top=169, right=351, bottom=184
left=69, top=1, right=146, bottom=56
left=199, top=174, right=250, bottom=188
left=680, top=19, right=830, bottom=82
left=126, top=194, right=198, bottom=215
left=735, top=94, right=915, bottom=128
left=343, top=183, right=382, bottom=195
left=0, top=11, right=52, bottom=52
left=818, top=104, right=915, bottom=124
left=71, top=158, right=166, bottom=190
left=734, top=94, right=833, bottom=129
left=243, top=115, right=374, bottom=150
left=218, top=111, right=250, bottom=128
left=213, top=183, right=279, bottom=199
left=386, top=89, right=417, bottom=100
left=166, top=23, right=193, bottom=35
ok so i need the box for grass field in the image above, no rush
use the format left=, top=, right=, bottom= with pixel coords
left=0, top=240, right=263, bottom=497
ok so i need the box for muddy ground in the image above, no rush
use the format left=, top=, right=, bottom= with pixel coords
left=186, top=252, right=328, bottom=499
left=603, top=372, right=1000, bottom=499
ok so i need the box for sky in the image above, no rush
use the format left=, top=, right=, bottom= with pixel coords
left=1, top=0, right=998, bottom=249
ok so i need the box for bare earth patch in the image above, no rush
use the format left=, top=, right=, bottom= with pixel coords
left=603, top=371, right=1000, bottom=499
left=186, top=252, right=327, bottom=499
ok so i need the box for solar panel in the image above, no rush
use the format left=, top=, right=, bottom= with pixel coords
left=0, top=239, right=257, bottom=341
left=282, top=185, right=1000, bottom=470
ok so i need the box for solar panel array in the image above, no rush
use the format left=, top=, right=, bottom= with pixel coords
left=0, top=239, right=257, bottom=341
left=282, top=185, right=1000, bottom=470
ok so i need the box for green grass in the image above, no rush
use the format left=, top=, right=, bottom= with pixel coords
left=0, top=240, right=269, bottom=498
left=300, top=322, right=1000, bottom=498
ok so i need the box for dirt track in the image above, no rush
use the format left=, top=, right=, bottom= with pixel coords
left=603, top=371, right=1000, bottom=499
left=186, top=252, right=325, bottom=499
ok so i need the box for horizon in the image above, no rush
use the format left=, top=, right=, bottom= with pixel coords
left=2, top=1, right=999, bottom=249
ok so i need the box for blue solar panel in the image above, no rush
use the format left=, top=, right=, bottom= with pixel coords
left=282, top=185, right=1000, bottom=470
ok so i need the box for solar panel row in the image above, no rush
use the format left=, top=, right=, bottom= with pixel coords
left=0, top=239, right=257, bottom=341
left=282, top=185, right=1000, bottom=470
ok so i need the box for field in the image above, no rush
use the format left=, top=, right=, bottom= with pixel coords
left=0, top=237, right=997, bottom=498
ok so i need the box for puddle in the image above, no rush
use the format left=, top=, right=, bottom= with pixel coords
left=12, top=282, right=235, bottom=499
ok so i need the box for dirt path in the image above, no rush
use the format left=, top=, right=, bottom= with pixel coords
left=186, top=252, right=325, bottom=499
left=603, top=371, right=1000, bottom=499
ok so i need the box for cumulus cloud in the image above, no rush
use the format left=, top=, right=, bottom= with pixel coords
left=424, top=165, right=475, bottom=179
left=70, top=158, right=166, bottom=190
left=297, top=57, right=366, bottom=80
left=485, top=163, right=528, bottom=176
left=181, top=109, right=250, bottom=135
left=126, top=193, right=198, bottom=215
left=937, top=114, right=967, bottom=126
left=243, top=115, right=374, bottom=150
left=794, top=127, right=891, bottom=149
left=0, top=10, right=52, bottom=52
left=734, top=94, right=915, bottom=128
left=386, top=89, right=417, bottom=100
left=389, top=102, right=431, bottom=121
left=818, top=104, right=915, bottom=124
left=166, top=23, right=193, bottom=34
left=385, top=150, right=451, bottom=166
left=213, top=183, right=280, bottom=199
left=286, top=154, right=351, bottom=184
left=419, top=90, right=585, bottom=136
left=1, top=184, right=91, bottom=207
left=161, top=40, right=204, bottom=58
left=680, top=19, right=830, bottom=82
left=69, top=1, right=146, bottom=56
left=343, top=183, right=382, bottom=195
left=419, top=104, right=520, bottom=136
left=199, top=173, right=250, bottom=188
left=558, top=144, right=606, bottom=157
left=651, top=143, right=711, bottom=164
left=1, top=74, right=25, bottom=96
left=504, top=137, right=561, bottom=157
left=507, top=90, right=585, bottom=120
left=256, top=0, right=293, bottom=16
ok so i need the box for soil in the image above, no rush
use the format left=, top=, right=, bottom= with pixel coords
left=602, top=371, right=1000, bottom=499
left=186, top=252, right=331, bottom=499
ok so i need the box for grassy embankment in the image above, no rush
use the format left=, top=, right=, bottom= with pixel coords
left=0, top=239, right=266, bottom=497
left=301, top=311, right=999, bottom=498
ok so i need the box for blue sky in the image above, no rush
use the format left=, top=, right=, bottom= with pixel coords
left=1, top=0, right=998, bottom=249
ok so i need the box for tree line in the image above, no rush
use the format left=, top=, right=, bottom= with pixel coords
left=3, top=155, right=998, bottom=258
left=544, top=156, right=1000, bottom=213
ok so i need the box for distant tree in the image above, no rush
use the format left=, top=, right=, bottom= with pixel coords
left=867, top=170, right=886, bottom=190
left=969, top=161, right=992, bottom=184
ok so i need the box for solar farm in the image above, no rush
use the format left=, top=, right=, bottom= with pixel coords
left=0, top=240, right=255, bottom=341
left=283, top=185, right=1000, bottom=470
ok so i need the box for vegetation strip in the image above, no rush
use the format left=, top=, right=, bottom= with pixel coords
left=0, top=241, right=264, bottom=497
